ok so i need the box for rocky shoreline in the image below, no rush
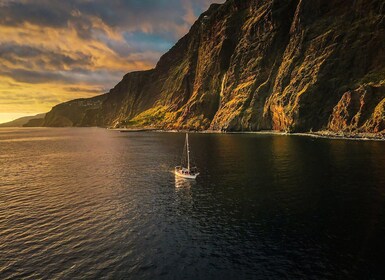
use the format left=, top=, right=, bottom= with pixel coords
left=110, top=127, right=385, bottom=141
left=301, top=131, right=385, bottom=141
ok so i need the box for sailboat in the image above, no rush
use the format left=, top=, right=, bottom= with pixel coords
left=175, top=133, right=200, bottom=179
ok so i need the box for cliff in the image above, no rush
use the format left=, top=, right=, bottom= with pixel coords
left=42, top=0, right=385, bottom=134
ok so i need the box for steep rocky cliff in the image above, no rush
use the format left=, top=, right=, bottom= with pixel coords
left=43, top=0, right=385, bottom=134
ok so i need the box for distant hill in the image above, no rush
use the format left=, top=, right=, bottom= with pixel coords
left=0, top=113, right=46, bottom=127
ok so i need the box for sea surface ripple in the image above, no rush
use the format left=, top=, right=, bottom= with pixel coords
left=1, top=128, right=385, bottom=279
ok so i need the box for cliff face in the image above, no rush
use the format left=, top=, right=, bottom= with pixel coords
left=43, top=0, right=385, bottom=134
left=43, top=95, right=106, bottom=127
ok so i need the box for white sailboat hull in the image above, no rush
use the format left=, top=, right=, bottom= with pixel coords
left=175, top=134, right=199, bottom=180
left=175, top=166, right=199, bottom=179
left=175, top=170, right=199, bottom=179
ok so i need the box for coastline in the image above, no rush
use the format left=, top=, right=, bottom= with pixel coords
left=293, top=131, right=385, bottom=142
left=1, top=126, right=384, bottom=141
left=112, top=127, right=385, bottom=142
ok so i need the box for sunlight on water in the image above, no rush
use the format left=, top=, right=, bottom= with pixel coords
left=1, top=128, right=385, bottom=279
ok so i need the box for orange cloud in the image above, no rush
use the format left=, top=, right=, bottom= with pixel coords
left=0, top=20, right=158, bottom=122
left=0, top=0, right=224, bottom=124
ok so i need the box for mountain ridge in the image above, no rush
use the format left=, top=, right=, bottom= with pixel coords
left=41, top=0, right=385, bottom=134
left=0, top=113, right=46, bottom=127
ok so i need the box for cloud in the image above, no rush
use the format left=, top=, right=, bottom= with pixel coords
left=0, top=0, right=222, bottom=39
left=0, top=43, right=92, bottom=71
left=0, top=0, right=225, bottom=122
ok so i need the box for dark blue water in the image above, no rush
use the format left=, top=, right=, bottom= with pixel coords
left=1, top=128, right=385, bottom=279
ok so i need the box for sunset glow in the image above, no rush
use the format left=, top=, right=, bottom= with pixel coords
left=0, top=0, right=221, bottom=123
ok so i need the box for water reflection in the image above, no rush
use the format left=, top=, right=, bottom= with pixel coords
left=174, top=175, right=195, bottom=205
left=1, top=129, right=385, bottom=279
left=174, top=176, right=194, bottom=189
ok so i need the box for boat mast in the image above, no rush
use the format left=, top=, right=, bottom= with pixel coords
left=186, top=133, right=190, bottom=171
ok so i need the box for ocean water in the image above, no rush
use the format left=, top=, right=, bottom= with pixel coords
left=1, top=128, right=385, bottom=279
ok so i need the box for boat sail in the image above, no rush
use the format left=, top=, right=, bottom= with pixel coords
left=175, top=133, right=199, bottom=179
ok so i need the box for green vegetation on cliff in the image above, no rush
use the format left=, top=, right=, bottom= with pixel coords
left=42, top=0, right=385, bottom=134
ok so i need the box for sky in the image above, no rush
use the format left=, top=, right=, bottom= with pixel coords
left=0, top=0, right=224, bottom=123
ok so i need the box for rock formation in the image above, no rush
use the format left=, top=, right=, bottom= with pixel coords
left=42, top=0, right=385, bottom=134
